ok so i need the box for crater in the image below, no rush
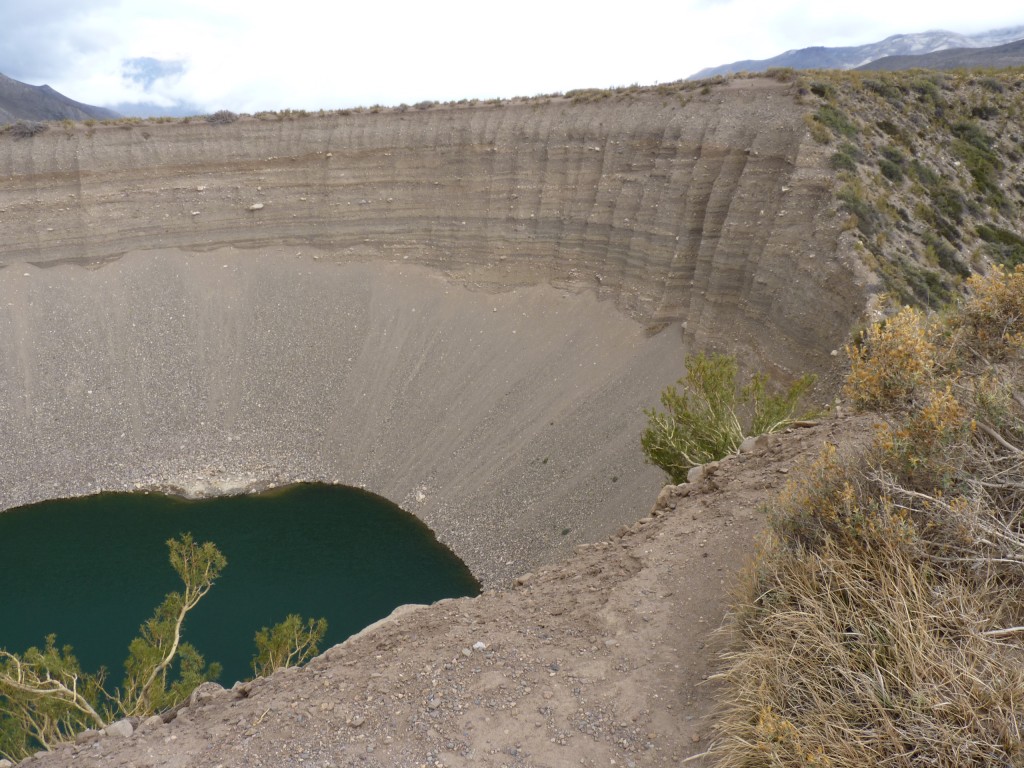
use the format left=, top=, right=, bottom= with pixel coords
left=0, top=81, right=868, bottom=584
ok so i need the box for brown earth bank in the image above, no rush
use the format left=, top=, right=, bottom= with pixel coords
left=0, top=78, right=868, bottom=586
left=17, top=416, right=878, bottom=768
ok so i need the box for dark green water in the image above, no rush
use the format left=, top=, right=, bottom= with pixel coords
left=0, top=483, right=479, bottom=686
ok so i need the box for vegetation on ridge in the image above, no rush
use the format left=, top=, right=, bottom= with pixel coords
left=796, top=68, right=1024, bottom=309
left=0, top=534, right=327, bottom=761
left=712, top=266, right=1024, bottom=767
left=641, top=352, right=817, bottom=482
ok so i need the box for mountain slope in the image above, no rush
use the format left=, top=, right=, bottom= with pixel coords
left=794, top=68, right=1024, bottom=310
left=857, top=37, right=1024, bottom=71
left=690, top=25, right=1024, bottom=79
left=0, top=73, right=119, bottom=123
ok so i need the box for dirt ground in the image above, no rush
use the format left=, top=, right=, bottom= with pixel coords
left=21, top=415, right=876, bottom=768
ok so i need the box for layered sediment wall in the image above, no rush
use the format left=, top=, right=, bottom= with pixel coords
left=0, top=79, right=866, bottom=583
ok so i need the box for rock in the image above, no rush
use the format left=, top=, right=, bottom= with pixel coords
left=0, top=759, right=11, bottom=768
left=655, top=484, right=675, bottom=508
left=248, top=203, right=264, bottom=211
left=190, top=681, right=224, bottom=707
left=689, top=460, right=721, bottom=483
left=739, top=434, right=770, bottom=454
left=139, top=714, right=164, bottom=732
left=104, top=718, right=134, bottom=738
left=75, top=728, right=101, bottom=745
left=347, top=714, right=365, bottom=728
left=461, top=647, right=472, bottom=657
left=472, top=641, right=487, bottom=651
left=515, top=572, right=533, bottom=586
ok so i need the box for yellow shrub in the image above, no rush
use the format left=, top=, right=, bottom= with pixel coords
left=876, top=385, right=968, bottom=490
left=844, top=307, right=936, bottom=410
left=958, top=265, right=1024, bottom=358
left=773, top=443, right=917, bottom=551
left=753, top=708, right=832, bottom=767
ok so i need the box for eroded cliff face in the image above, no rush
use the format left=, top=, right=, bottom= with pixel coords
left=0, top=79, right=866, bottom=583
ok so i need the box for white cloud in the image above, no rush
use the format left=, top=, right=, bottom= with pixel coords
left=2, top=1, right=1021, bottom=115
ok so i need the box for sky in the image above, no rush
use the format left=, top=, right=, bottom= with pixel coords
left=1, top=1, right=1022, bottom=117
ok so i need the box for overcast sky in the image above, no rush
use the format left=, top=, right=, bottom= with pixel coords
left=1, top=1, right=1021, bottom=116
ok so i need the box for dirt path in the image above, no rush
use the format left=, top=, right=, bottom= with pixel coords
left=21, top=415, right=875, bottom=768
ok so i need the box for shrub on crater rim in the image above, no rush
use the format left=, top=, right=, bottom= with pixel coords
left=642, top=352, right=816, bottom=483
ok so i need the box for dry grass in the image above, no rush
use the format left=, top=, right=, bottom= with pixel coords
left=712, top=267, right=1024, bottom=767
left=720, top=539, right=1024, bottom=767
left=5, top=120, right=49, bottom=139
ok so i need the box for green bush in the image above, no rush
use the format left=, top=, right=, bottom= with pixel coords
left=863, top=78, right=904, bottom=101
left=924, top=232, right=969, bottom=277
left=252, top=615, right=327, bottom=677
left=830, top=151, right=856, bottom=171
left=0, top=534, right=327, bottom=761
left=878, top=157, right=903, bottom=182
left=829, top=142, right=861, bottom=172
left=814, top=105, right=857, bottom=139
left=977, top=223, right=1024, bottom=267
left=837, top=186, right=881, bottom=237
left=931, top=183, right=966, bottom=224
left=205, top=110, right=238, bottom=124
left=809, top=81, right=834, bottom=99
left=641, top=353, right=816, bottom=483
left=766, top=67, right=796, bottom=82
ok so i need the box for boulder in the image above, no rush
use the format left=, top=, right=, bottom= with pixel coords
left=104, top=718, right=134, bottom=738
left=739, top=434, right=770, bottom=454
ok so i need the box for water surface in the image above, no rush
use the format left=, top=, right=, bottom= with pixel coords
left=0, top=483, right=479, bottom=685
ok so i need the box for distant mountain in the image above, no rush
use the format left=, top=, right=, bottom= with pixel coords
left=0, top=73, right=119, bottom=124
left=857, top=38, right=1024, bottom=71
left=690, top=25, right=1024, bottom=79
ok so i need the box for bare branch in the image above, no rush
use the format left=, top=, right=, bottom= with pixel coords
left=976, top=420, right=1022, bottom=453
left=982, top=626, right=1024, bottom=638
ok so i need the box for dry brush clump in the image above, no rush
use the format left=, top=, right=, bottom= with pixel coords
left=4, top=120, right=49, bottom=139
left=204, top=109, right=239, bottom=124
left=713, top=266, right=1024, bottom=767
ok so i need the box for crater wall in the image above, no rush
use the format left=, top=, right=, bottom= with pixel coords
left=0, top=80, right=867, bottom=583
